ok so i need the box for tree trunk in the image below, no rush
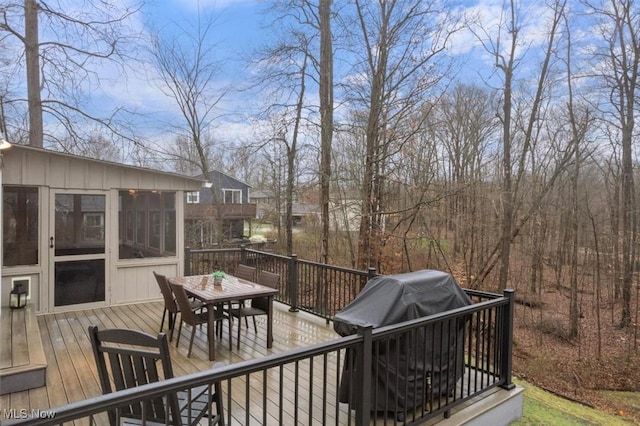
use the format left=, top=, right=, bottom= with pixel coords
left=286, top=55, right=307, bottom=256
left=25, top=0, right=43, bottom=147
left=569, top=142, right=579, bottom=338
left=355, top=0, right=388, bottom=270
left=319, top=0, right=333, bottom=265
left=498, top=62, right=513, bottom=292
left=588, top=202, right=602, bottom=359
left=621, top=121, right=634, bottom=327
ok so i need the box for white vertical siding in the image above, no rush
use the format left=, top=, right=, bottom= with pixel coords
left=2, top=145, right=202, bottom=312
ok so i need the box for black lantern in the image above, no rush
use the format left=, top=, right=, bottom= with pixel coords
left=10, top=282, right=28, bottom=309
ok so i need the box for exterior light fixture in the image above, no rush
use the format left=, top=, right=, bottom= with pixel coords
left=0, top=134, right=11, bottom=151
left=10, top=282, right=28, bottom=309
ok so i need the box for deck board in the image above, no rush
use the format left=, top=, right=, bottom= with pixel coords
left=1, top=307, right=46, bottom=396
left=11, top=310, right=29, bottom=369
left=0, top=309, right=11, bottom=369
left=2, top=301, right=341, bottom=424
left=2, top=301, right=521, bottom=425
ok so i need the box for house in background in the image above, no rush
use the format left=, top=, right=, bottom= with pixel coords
left=1, top=144, right=203, bottom=313
left=250, top=188, right=321, bottom=227
left=250, top=189, right=278, bottom=223
left=329, top=198, right=361, bottom=232
left=289, top=203, right=321, bottom=226
left=184, top=170, right=256, bottom=246
left=252, top=186, right=363, bottom=231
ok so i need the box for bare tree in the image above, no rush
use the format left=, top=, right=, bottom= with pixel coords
left=319, top=0, right=333, bottom=265
left=0, top=0, right=144, bottom=150
left=24, top=0, right=41, bottom=147
left=253, top=1, right=329, bottom=256
left=470, top=0, right=569, bottom=290
left=564, top=9, right=593, bottom=337
left=259, top=128, right=288, bottom=242
left=285, top=54, right=309, bottom=255
left=166, top=135, right=213, bottom=176
left=345, top=0, right=459, bottom=270
left=253, top=51, right=310, bottom=255
left=436, top=84, right=499, bottom=283
left=585, top=0, right=640, bottom=328
left=149, top=11, right=228, bottom=242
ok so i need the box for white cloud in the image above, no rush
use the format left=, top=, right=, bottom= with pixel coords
left=445, top=0, right=574, bottom=84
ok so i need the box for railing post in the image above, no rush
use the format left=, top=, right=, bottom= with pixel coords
left=240, top=244, right=247, bottom=264
left=500, top=288, right=516, bottom=390
left=367, top=267, right=376, bottom=281
left=355, top=325, right=373, bottom=426
left=288, top=254, right=299, bottom=312
left=184, top=247, right=191, bottom=276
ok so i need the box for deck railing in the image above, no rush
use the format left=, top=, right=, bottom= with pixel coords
left=4, top=290, right=515, bottom=426
left=185, top=246, right=376, bottom=320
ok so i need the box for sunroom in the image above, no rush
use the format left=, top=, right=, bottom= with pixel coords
left=1, top=144, right=203, bottom=313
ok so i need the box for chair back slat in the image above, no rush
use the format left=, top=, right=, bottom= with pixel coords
left=143, top=355, right=160, bottom=383
left=89, top=325, right=180, bottom=425
left=257, top=271, right=279, bottom=289
left=107, top=352, right=128, bottom=391
left=169, top=281, right=196, bottom=325
left=98, top=327, right=164, bottom=347
left=154, top=271, right=178, bottom=314
left=235, top=264, right=256, bottom=282
left=251, top=271, right=280, bottom=311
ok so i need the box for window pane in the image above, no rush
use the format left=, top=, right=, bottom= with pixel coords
left=118, top=190, right=177, bottom=259
left=3, top=186, right=39, bottom=266
left=54, top=259, right=105, bottom=306
left=55, top=194, right=105, bottom=256
left=164, top=211, right=176, bottom=254
left=186, top=191, right=199, bottom=203
left=149, top=211, right=161, bottom=249
left=164, top=193, right=176, bottom=254
left=223, top=189, right=242, bottom=204
left=121, top=193, right=134, bottom=241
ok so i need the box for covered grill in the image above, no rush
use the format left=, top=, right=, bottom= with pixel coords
left=333, top=270, right=472, bottom=415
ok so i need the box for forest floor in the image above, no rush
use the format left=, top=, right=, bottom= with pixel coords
left=509, top=285, right=640, bottom=424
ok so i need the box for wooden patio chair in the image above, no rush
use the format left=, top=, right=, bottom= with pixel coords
left=88, top=325, right=224, bottom=426
left=170, top=281, right=228, bottom=357
left=229, top=270, right=279, bottom=349
left=234, top=264, right=256, bottom=282
left=153, top=271, right=203, bottom=342
left=230, top=264, right=256, bottom=328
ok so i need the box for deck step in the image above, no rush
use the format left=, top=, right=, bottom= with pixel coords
left=0, top=305, right=47, bottom=395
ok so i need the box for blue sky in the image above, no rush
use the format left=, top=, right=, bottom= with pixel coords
left=109, top=0, right=271, bottom=145
left=4, top=0, right=590, bottom=155
left=146, top=0, right=265, bottom=61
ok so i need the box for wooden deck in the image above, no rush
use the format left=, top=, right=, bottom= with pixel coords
left=0, top=301, right=341, bottom=424
left=0, top=301, right=523, bottom=425
left=0, top=305, right=47, bottom=395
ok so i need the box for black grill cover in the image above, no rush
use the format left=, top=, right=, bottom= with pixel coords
left=333, top=270, right=472, bottom=414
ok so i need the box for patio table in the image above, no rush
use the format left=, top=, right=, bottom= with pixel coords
left=169, top=274, right=278, bottom=361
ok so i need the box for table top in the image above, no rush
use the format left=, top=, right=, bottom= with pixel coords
left=169, top=274, right=278, bottom=304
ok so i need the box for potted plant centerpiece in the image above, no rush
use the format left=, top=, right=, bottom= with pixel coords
left=212, top=270, right=226, bottom=287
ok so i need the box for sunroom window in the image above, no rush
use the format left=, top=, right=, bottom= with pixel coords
left=118, top=190, right=177, bottom=259
left=3, top=186, right=39, bottom=266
